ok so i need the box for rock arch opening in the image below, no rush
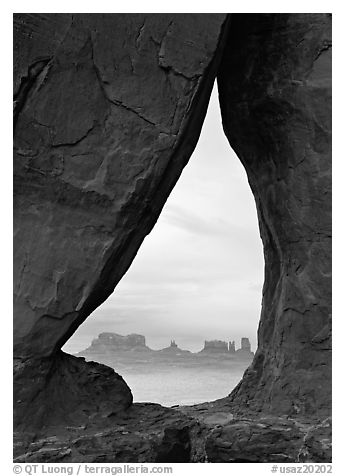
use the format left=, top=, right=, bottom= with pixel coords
left=63, top=83, right=264, bottom=406
left=14, top=13, right=331, bottom=462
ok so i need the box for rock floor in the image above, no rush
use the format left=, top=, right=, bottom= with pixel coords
left=14, top=398, right=331, bottom=463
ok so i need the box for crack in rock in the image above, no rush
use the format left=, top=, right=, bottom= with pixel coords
left=14, top=58, right=52, bottom=130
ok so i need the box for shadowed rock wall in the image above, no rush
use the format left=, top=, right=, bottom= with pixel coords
left=218, top=13, right=331, bottom=416
left=14, top=13, right=229, bottom=359
left=13, top=13, right=229, bottom=430
left=13, top=13, right=331, bottom=460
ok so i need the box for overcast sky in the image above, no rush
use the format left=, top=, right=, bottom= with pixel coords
left=63, top=83, right=264, bottom=354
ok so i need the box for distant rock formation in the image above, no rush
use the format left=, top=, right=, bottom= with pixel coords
left=228, top=341, right=236, bottom=353
left=201, top=340, right=229, bottom=353
left=83, top=333, right=151, bottom=353
left=79, top=333, right=253, bottom=359
left=158, top=340, right=191, bottom=355
left=199, top=338, right=253, bottom=358
left=235, top=337, right=254, bottom=358
left=240, top=337, right=251, bottom=352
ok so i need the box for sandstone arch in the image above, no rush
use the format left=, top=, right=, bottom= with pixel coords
left=218, top=13, right=331, bottom=417
left=13, top=13, right=331, bottom=462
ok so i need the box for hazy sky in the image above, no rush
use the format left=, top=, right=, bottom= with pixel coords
left=63, top=83, right=264, bottom=354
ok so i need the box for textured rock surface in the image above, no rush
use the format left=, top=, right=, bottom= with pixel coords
left=13, top=13, right=331, bottom=462
left=13, top=400, right=331, bottom=463
left=14, top=352, right=132, bottom=432
left=218, top=13, right=332, bottom=417
left=205, top=416, right=332, bottom=463
left=177, top=399, right=331, bottom=463
left=14, top=13, right=229, bottom=360
left=14, top=403, right=205, bottom=463
left=13, top=12, right=229, bottom=433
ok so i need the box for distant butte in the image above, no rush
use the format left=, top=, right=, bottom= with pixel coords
left=78, top=333, right=253, bottom=359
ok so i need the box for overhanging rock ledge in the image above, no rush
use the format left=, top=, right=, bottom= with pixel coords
left=13, top=13, right=331, bottom=462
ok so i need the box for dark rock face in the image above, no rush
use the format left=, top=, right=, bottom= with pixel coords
left=218, top=13, right=331, bottom=417
left=14, top=352, right=132, bottom=432
left=14, top=13, right=229, bottom=360
left=13, top=400, right=331, bottom=463
left=13, top=13, right=331, bottom=462
left=13, top=12, right=229, bottom=433
left=14, top=404, right=203, bottom=463
left=205, top=416, right=332, bottom=463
